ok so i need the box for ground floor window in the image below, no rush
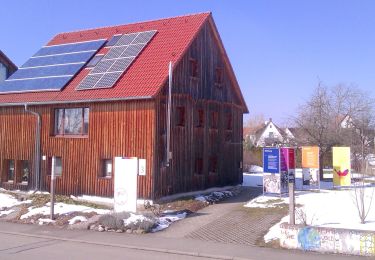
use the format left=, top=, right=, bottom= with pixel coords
left=5, top=159, right=15, bottom=182
left=19, top=160, right=30, bottom=183
left=101, top=159, right=112, bottom=178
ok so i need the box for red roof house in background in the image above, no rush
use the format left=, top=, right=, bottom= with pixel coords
left=0, top=12, right=248, bottom=200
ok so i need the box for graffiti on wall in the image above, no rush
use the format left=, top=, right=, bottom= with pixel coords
left=298, top=227, right=321, bottom=250
left=280, top=223, right=375, bottom=256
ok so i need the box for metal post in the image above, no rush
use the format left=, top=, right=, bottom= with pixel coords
left=289, top=182, right=295, bottom=225
left=50, top=156, right=56, bottom=220
left=166, top=61, right=173, bottom=166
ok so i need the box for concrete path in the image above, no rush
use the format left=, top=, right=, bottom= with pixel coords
left=155, top=187, right=283, bottom=246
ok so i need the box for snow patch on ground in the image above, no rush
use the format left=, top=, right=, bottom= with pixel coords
left=252, top=188, right=375, bottom=243
left=0, top=209, right=14, bottom=216
left=244, top=196, right=288, bottom=208
left=249, top=165, right=264, bottom=173
left=124, top=213, right=150, bottom=226
left=38, top=218, right=56, bottom=225
left=21, top=202, right=110, bottom=220
left=194, top=190, right=234, bottom=203
left=73, top=195, right=114, bottom=205
left=0, top=193, right=31, bottom=209
left=68, top=216, right=88, bottom=225
left=152, top=212, right=187, bottom=232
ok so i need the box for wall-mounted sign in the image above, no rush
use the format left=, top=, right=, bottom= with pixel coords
left=332, top=147, right=351, bottom=186
left=138, top=159, right=146, bottom=176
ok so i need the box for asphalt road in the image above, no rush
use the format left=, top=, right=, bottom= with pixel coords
left=0, top=222, right=370, bottom=260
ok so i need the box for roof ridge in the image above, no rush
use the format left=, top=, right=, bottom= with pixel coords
left=53, top=12, right=211, bottom=37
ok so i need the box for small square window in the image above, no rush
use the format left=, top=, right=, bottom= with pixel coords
left=190, top=59, right=198, bottom=78
left=176, top=106, right=185, bottom=127
left=102, top=159, right=113, bottom=178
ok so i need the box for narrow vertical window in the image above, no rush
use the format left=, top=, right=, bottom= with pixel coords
left=6, top=160, right=15, bottom=182
left=190, top=59, right=198, bottom=78
left=195, top=158, right=203, bottom=175
left=101, top=159, right=113, bottom=178
left=210, top=111, right=219, bottom=129
left=176, top=106, right=185, bottom=127
left=226, top=113, right=232, bottom=130
left=19, top=160, right=30, bottom=183
left=215, top=67, right=223, bottom=85
left=209, top=156, right=218, bottom=173
left=196, top=109, right=204, bottom=127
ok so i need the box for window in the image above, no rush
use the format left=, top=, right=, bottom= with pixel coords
left=19, top=160, right=30, bottom=183
left=101, top=159, right=113, bottom=178
left=54, top=108, right=89, bottom=136
left=209, top=156, right=218, bottom=173
left=196, top=109, right=204, bottom=127
left=210, top=111, right=219, bottom=129
left=195, top=158, right=203, bottom=175
left=49, top=157, right=62, bottom=177
left=6, top=159, right=15, bottom=182
left=269, top=132, right=274, bottom=138
left=215, top=67, right=223, bottom=85
left=176, top=106, right=185, bottom=127
left=86, top=55, right=103, bottom=68
left=0, top=62, right=7, bottom=82
left=226, top=113, right=232, bottom=130
left=190, top=59, right=198, bottom=78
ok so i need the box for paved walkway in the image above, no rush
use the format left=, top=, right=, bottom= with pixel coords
left=154, top=187, right=283, bottom=246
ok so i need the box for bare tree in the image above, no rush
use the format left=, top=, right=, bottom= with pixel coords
left=292, top=83, right=374, bottom=179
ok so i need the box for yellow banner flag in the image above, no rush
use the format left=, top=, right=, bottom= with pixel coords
left=332, top=147, right=351, bottom=186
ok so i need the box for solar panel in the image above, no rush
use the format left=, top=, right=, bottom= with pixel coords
left=76, top=30, right=156, bottom=90
left=0, top=39, right=106, bottom=93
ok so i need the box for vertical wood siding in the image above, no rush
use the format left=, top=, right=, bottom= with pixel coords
left=154, top=21, right=244, bottom=198
left=0, top=100, right=155, bottom=198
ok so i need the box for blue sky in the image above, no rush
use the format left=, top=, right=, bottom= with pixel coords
left=1, top=1, right=375, bottom=124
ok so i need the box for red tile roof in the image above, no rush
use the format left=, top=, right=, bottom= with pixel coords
left=0, top=12, right=248, bottom=112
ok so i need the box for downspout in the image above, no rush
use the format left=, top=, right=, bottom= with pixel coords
left=24, top=104, right=41, bottom=191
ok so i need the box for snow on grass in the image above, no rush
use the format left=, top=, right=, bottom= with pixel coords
left=152, top=212, right=187, bottom=232
left=38, top=218, right=55, bottom=225
left=257, top=188, right=375, bottom=243
left=68, top=216, right=88, bottom=225
left=194, top=190, right=234, bottom=203
left=21, top=202, right=110, bottom=220
left=249, top=165, right=264, bottom=173
left=0, top=209, right=14, bottom=216
left=124, top=213, right=150, bottom=226
left=0, top=193, right=31, bottom=209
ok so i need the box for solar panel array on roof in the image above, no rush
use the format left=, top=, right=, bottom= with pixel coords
left=76, top=30, right=156, bottom=90
left=0, top=39, right=106, bottom=94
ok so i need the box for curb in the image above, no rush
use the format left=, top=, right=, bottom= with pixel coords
left=0, top=230, right=254, bottom=260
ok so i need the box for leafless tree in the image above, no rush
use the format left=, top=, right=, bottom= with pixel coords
left=292, top=83, right=374, bottom=178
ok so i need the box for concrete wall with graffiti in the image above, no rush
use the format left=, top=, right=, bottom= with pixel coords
left=280, top=223, right=375, bottom=256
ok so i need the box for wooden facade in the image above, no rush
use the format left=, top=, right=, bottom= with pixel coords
left=0, top=16, right=247, bottom=199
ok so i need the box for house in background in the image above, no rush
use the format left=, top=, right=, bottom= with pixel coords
left=0, top=50, right=17, bottom=82
left=0, top=13, right=248, bottom=200
left=249, top=118, right=295, bottom=147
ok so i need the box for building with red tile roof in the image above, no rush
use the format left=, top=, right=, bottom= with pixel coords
left=0, top=13, right=248, bottom=200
